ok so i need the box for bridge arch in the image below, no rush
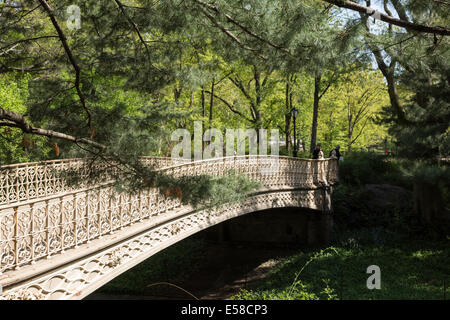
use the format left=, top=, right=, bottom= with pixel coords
left=0, top=156, right=337, bottom=300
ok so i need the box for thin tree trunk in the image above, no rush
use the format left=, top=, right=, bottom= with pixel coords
left=201, top=85, right=206, bottom=117
left=201, top=85, right=206, bottom=151
left=347, top=114, right=353, bottom=152
left=209, top=78, right=215, bottom=131
left=413, top=181, right=444, bottom=223
left=289, top=83, right=294, bottom=149
left=189, top=90, right=194, bottom=108
left=310, top=73, right=321, bottom=154
left=285, top=81, right=291, bottom=151
left=254, top=67, right=262, bottom=144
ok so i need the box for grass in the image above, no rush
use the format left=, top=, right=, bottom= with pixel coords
left=96, top=236, right=449, bottom=300
left=232, top=239, right=450, bottom=300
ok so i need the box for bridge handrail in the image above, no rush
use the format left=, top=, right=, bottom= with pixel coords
left=0, top=157, right=189, bottom=207
left=0, top=156, right=333, bottom=207
left=0, top=155, right=336, bottom=210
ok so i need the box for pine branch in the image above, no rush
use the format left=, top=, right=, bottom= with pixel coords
left=37, top=0, right=92, bottom=129
left=196, top=3, right=266, bottom=60
left=318, top=71, right=338, bottom=100
left=323, top=0, right=450, bottom=35
left=204, top=90, right=254, bottom=123
left=430, top=0, right=450, bottom=5
left=4, top=4, right=41, bottom=28
left=193, top=0, right=294, bottom=55
left=113, top=0, right=159, bottom=70
left=0, top=107, right=105, bottom=149
left=228, top=76, right=256, bottom=108
left=0, top=61, right=50, bottom=73
left=0, top=36, right=58, bottom=55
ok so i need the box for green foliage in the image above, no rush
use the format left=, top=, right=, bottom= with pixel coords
left=233, top=247, right=341, bottom=300
left=0, top=73, right=51, bottom=164
left=320, top=68, right=390, bottom=152
left=410, top=164, right=450, bottom=187
left=174, top=171, right=262, bottom=209
left=333, top=183, right=419, bottom=242
left=63, top=157, right=262, bottom=210
left=367, top=1, right=450, bottom=160
left=338, top=152, right=405, bottom=186
left=232, top=284, right=319, bottom=300
left=1, top=0, right=392, bottom=170
left=333, top=152, right=449, bottom=240
left=232, top=240, right=450, bottom=300
left=408, top=164, right=450, bottom=234
left=0, top=1, right=447, bottom=224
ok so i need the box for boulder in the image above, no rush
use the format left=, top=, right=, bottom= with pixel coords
left=363, top=184, right=412, bottom=211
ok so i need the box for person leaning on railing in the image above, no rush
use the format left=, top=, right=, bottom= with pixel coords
left=312, top=143, right=324, bottom=160
left=329, top=145, right=341, bottom=161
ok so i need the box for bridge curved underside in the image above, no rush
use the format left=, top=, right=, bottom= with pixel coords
left=0, top=156, right=338, bottom=300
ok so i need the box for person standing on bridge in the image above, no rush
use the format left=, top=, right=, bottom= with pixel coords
left=312, top=143, right=324, bottom=160
left=329, top=145, right=341, bottom=160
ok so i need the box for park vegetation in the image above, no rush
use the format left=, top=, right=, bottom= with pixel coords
left=0, top=0, right=449, bottom=300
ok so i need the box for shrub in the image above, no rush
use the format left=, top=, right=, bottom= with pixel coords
left=338, top=152, right=405, bottom=186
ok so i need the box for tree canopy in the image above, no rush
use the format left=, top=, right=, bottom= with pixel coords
left=1, top=0, right=449, bottom=201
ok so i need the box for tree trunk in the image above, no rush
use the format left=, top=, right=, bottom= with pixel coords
left=254, top=67, right=263, bottom=144
left=285, top=81, right=291, bottom=151
left=209, top=78, right=215, bottom=131
left=347, top=114, right=353, bottom=152
left=189, top=90, right=194, bottom=108
left=201, top=85, right=206, bottom=151
left=201, top=85, right=206, bottom=117
left=173, top=86, right=182, bottom=102
left=310, top=73, right=321, bottom=154
left=385, top=72, right=406, bottom=123
left=413, top=181, right=444, bottom=224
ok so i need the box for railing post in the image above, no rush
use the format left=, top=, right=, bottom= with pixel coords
left=5, top=166, right=10, bottom=205
left=25, top=164, right=29, bottom=200
left=98, top=189, right=102, bottom=239
left=138, top=191, right=143, bottom=222
left=34, top=164, right=38, bottom=201
left=86, top=192, right=90, bottom=243
left=60, top=197, right=65, bottom=253
left=74, top=195, right=78, bottom=248
left=129, top=193, right=132, bottom=223
left=45, top=200, right=51, bottom=259
left=109, top=195, right=114, bottom=234
left=15, top=166, right=19, bottom=204
left=14, top=207, right=19, bottom=270
left=119, top=194, right=123, bottom=230
left=44, top=165, right=48, bottom=198
left=30, top=203, right=35, bottom=265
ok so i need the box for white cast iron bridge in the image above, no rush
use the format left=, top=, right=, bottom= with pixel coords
left=0, top=156, right=338, bottom=300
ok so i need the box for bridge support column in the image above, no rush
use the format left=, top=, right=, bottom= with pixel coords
left=307, top=187, right=334, bottom=245
left=306, top=213, right=333, bottom=245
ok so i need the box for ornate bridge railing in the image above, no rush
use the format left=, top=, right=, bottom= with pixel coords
left=0, top=156, right=337, bottom=278
left=0, top=157, right=189, bottom=207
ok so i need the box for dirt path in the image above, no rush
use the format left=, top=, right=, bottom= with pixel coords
left=199, top=259, right=280, bottom=300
